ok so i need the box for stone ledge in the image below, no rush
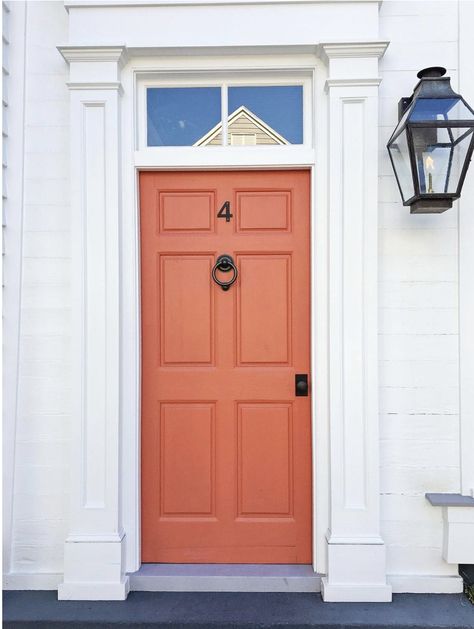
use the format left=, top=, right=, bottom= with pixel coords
left=426, top=493, right=474, bottom=507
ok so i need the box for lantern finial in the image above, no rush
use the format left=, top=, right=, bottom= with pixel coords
left=416, top=67, right=447, bottom=79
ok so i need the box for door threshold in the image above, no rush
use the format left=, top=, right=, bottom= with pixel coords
left=130, top=564, right=321, bottom=593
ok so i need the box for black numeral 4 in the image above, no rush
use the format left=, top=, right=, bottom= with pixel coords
left=217, top=201, right=233, bottom=223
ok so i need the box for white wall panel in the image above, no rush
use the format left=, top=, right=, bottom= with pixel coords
left=458, top=0, right=474, bottom=501
left=380, top=386, right=459, bottom=416
left=8, top=0, right=70, bottom=579
left=379, top=281, right=457, bottom=309
left=378, top=202, right=458, bottom=229
left=380, top=415, right=459, bottom=442
left=378, top=0, right=462, bottom=581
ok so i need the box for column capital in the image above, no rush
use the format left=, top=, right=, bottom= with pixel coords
left=318, top=41, right=389, bottom=61
left=318, top=40, right=389, bottom=88
left=325, top=77, right=382, bottom=91
left=58, top=45, right=128, bottom=64
left=57, top=45, right=127, bottom=90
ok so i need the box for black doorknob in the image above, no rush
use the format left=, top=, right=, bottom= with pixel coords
left=295, top=374, right=309, bottom=397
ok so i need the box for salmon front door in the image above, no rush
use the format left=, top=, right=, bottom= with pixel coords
left=140, top=170, right=312, bottom=564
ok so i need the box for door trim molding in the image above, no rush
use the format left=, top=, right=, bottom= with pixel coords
left=118, top=53, right=328, bottom=579
left=58, top=41, right=391, bottom=601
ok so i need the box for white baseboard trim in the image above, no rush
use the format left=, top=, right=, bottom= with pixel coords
left=388, top=574, right=464, bottom=594
left=321, top=579, right=392, bottom=603
left=3, top=573, right=62, bottom=590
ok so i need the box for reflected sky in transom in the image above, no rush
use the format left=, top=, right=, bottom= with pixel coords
left=228, top=86, right=303, bottom=144
left=147, top=87, right=221, bottom=146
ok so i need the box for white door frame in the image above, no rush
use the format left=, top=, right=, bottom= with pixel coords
left=123, top=56, right=321, bottom=577
left=57, top=40, right=391, bottom=602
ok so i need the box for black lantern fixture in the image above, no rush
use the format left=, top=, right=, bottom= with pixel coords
left=387, top=67, right=474, bottom=213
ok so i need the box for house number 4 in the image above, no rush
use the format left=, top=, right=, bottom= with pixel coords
left=217, top=201, right=233, bottom=222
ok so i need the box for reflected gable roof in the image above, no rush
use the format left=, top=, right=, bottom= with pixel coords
left=194, top=105, right=290, bottom=146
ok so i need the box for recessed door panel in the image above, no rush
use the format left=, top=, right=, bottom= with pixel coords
left=160, top=403, right=215, bottom=516
left=160, top=255, right=214, bottom=365
left=159, top=191, right=215, bottom=232
left=141, top=170, right=311, bottom=564
left=238, top=403, right=293, bottom=517
left=237, top=191, right=291, bottom=231
left=237, top=255, right=291, bottom=365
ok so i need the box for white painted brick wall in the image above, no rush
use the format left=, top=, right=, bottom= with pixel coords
left=9, top=0, right=70, bottom=576
left=378, top=0, right=461, bottom=580
left=4, top=0, right=467, bottom=584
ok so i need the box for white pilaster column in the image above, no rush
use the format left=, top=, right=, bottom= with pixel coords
left=57, top=46, right=129, bottom=601
left=320, top=42, right=392, bottom=602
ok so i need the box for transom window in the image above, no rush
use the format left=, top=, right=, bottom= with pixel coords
left=143, top=79, right=308, bottom=148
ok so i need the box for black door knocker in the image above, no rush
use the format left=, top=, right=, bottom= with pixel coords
left=212, top=254, right=238, bottom=291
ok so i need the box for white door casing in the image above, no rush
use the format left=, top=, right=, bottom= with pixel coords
left=57, top=33, right=390, bottom=601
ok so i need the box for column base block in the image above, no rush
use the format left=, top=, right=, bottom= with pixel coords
left=322, top=541, right=392, bottom=602
left=58, top=536, right=129, bottom=600
left=321, top=579, right=392, bottom=602
left=58, top=578, right=130, bottom=601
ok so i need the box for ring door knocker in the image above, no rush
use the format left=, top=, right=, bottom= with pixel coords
left=212, top=254, right=238, bottom=291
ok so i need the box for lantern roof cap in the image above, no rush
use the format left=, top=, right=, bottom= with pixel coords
left=417, top=66, right=447, bottom=79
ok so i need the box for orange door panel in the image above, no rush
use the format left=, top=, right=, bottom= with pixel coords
left=140, top=170, right=312, bottom=564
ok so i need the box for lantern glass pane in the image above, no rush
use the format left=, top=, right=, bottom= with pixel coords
left=390, top=103, right=414, bottom=139
left=447, top=128, right=474, bottom=192
left=388, top=129, right=415, bottom=202
left=410, top=97, right=474, bottom=121
left=412, top=127, right=474, bottom=194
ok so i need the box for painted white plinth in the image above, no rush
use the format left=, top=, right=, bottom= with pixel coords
left=58, top=536, right=130, bottom=601
left=58, top=537, right=130, bottom=600
left=321, top=543, right=391, bottom=602
left=59, top=580, right=130, bottom=601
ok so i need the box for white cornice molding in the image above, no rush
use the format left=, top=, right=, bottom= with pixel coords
left=325, top=77, right=382, bottom=90
left=66, top=81, right=123, bottom=92
left=64, top=0, right=381, bottom=8
left=319, top=41, right=389, bottom=61
left=58, top=45, right=128, bottom=65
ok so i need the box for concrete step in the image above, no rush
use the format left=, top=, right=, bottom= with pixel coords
left=130, top=563, right=321, bottom=592
left=4, top=591, right=474, bottom=629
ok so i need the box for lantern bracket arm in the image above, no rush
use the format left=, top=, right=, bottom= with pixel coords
left=398, top=96, right=413, bottom=119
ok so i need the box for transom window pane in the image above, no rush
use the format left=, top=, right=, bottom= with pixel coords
left=228, top=86, right=303, bottom=145
left=146, top=84, right=304, bottom=147
left=147, top=87, right=221, bottom=146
